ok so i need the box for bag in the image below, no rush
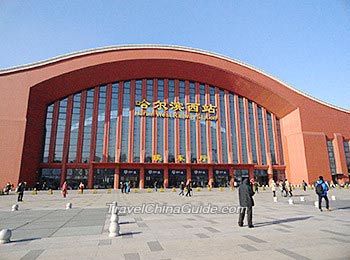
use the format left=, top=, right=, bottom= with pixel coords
left=316, top=183, right=324, bottom=194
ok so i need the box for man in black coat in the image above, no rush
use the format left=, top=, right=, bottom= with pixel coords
left=238, top=178, right=255, bottom=228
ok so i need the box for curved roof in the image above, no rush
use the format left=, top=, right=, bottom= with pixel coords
left=1, top=44, right=348, bottom=116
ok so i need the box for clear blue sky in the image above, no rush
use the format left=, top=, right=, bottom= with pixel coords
left=1, top=0, right=349, bottom=109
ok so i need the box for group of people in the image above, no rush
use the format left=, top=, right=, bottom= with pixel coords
left=269, top=179, right=293, bottom=197
left=178, top=181, right=193, bottom=197
left=60, top=181, right=85, bottom=198
left=2, top=181, right=26, bottom=202
left=120, top=181, right=132, bottom=193
left=238, top=175, right=332, bottom=228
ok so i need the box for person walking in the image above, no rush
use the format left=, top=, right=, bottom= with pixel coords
left=302, top=180, right=307, bottom=191
left=271, top=180, right=277, bottom=197
left=185, top=181, right=192, bottom=197
left=61, top=181, right=68, bottom=198
left=315, top=176, right=330, bottom=211
left=238, top=178, right=255, bottom=228
left=16, top=181, right=25, bottom=202
left=285, top=179, right=293, bottom=197
left=281, top=180, right=287, bottom=197
left=154, top=180, right=158, bottom=192
left=178, top=181, right=185, bottom=196
left=253, top=180, right=259, bottom=193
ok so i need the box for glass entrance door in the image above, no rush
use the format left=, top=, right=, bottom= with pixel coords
left=144, top=169, right=164, bottom=188
left=120, top=169, right=140, bottom=188
left=168, top=169, right=187, bottom=188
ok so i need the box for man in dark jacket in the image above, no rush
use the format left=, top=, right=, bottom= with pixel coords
left=17, top=181, right=26, bottom=202
left=315, top=176, right=330, bottom=211
left=238, top=178, right=255, bottom=228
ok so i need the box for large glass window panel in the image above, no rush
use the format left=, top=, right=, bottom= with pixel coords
left=156, top=80, right=164, bottom=160
left=229, top=94, right=238, bottom=163
left=266, top=112, right=276, bottom=164
left=209, top=86, right=218, bottom=163
left=168, top=80, right=175, bottom=162
left=68, top=94, right=81, bottom=163
left=42, top=104, right=54, bottom=162
left=66, top=168, right=88, bottom=189
left=189, top=82, right=197, bottom=162
left=39, top=168, right=61, bottom=190
left=344, top=141, right=350, bottom=174
left=178, top=81, right=186, bottom=157
left=200, top=84, right=207, bottom=161
left=95, top=86, right=107, bottom=162
left=108, top=83, right=119, bottom=162
left=94, top=169, right=115, bottom=188
left=257, top=106, right=267, bottom=165
left=120, top=81, right=130, bottom=162
left=219, top=90, right=228, bottom=163
left=82, top=89, right=94, bottom=163
left=248, top=101, right=257, bottom=163
left=145, top=80, right=153, bottom=162
left=276, top=119, right=284, bottom=165
left=54, top=98, right=68, bottom=163
left=133, top=80, right=142, bottom=162
left=238, top=97, right=247, bottom=163
left=327, top=140, right=337, bottom=175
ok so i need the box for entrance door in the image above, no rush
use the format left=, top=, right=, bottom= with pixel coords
left=94, top=169, right=114, bottom=189
left=168, top=169, right=187, bottom=188
left=120, top=169, right=140, bottom=188
left=254, top=169, right=268, bottom=186
left=145, top=169, right=164, bottom=188
left=213, top=169, right=229, bottom=187
left=233, top=169, right=249, bottom=185
left=191, top=170, right=209, bottom=188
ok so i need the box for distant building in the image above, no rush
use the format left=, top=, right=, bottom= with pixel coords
left=0, top=45, right=349, bottom=189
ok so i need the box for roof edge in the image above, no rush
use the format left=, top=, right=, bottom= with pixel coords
left=0, top=44, right=348, bottom=114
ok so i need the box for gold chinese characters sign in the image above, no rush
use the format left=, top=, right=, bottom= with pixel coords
left=135, top=99, right=218, bottom=121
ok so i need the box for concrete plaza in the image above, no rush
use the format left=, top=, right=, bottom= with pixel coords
left=0, top=186, right=349, bottom=260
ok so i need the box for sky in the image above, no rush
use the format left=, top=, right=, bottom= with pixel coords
left=0, top=0, right=349, bottom=110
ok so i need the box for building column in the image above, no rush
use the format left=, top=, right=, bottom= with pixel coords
left=114, top=165, right=120, bottom=189
left=140, top=167, right=145, bottom=188
left=208, top=165, right=214, bottom=188
left=164, top=165, right=169, bottom=188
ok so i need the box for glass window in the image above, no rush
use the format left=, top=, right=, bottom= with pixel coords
left=209, top=86, right=218, bottom=163
left=39, top=168, right=61, bottom=190
left=189, top=82, right=197, bottom=162
left=327, top=140, right=337, bottom=175
left=133, top=80, right=142, bottom=162
left=229, top=94, right=238, bottom=163
left=95, top=86, right=107, bottom=162
left=68, top=94, right=81, bottom=163
left=66, top=168, right=88, bottom=189
left=144, top=80, right=153, bottom=162
left=257, top=106, right=267, bottom=165
left=42, top=104, right=54, bottom=162
left=82, top=89, right=94, bottom=163
left=108, top=83, right=119, bottom=162
left=157, top=79, right=164, bottom=160
left=54, top=98, right=68, bottom=163
left=238, top=97, right=247, bottom=163
left=120, top=81, right=130, bottom=162
left=94, top=168, right=115, bottom=189
left=168, top=80, right=175, bottom=162
left=344, top=141, right=350, bottom=174
left=179, top=81, right=186, bottom=158
left=266, top=112, right=276, bottom=164
left=276, top=119, right=284, bottom=165
left=200, top=84, right=207, bottom=162
left=248, top=101, right=257, bottom=163
left=219, top=90, right=228, bottom=163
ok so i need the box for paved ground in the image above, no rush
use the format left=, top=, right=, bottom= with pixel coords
left=0, top=187, right=349, bottom=260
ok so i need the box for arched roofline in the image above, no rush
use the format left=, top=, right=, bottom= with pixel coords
left=1, top=44, right=347, bottom=115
